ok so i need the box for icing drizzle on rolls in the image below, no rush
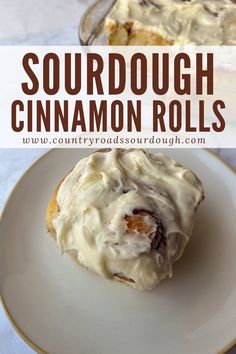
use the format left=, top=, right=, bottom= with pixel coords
left=53, top=149, right=204, bottom=290
left=106, top=0, right=236, bottom=45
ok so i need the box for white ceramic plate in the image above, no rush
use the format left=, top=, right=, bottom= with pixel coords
left=0, top=149, right=236, bottom=354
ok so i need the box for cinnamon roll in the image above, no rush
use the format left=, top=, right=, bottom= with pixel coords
left=104, top=0, right=236, bottom=45
left=46, top=149, right=204, bottom=290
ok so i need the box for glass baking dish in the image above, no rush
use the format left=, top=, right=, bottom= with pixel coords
left=79, top=0, right=115, bottom=45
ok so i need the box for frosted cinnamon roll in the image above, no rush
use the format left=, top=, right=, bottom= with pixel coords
left=104, top=0, right=236, bottom=45
left=46, top=149, right=204, bottom=290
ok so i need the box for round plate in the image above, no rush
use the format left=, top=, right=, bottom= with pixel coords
left=0, top=149, right=236, bottom=354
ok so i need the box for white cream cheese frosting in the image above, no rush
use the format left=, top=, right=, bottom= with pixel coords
left=53, top=149, right=204, bottom=290
left=105, top=0, right=236, bottom=45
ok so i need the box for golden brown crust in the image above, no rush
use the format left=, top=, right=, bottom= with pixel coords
left=46, top=177, right=83, bottom=268
left=105, top=21, right=173, bottom=46
left=46, top=180, right=62, bottom=235
left=128, top=30, right=173, bottom=45
left=109, top=24, right=129, bottom=45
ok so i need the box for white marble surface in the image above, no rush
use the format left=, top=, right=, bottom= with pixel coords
left=0, top=0, right=236, bottom=353
left=0, top=0, right=93, bottom=41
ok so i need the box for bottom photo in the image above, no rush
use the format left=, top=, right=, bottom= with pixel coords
left=0, top=148, right=236, bottom=354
